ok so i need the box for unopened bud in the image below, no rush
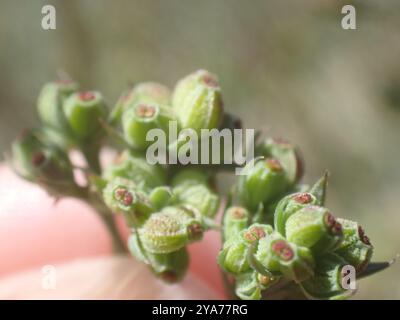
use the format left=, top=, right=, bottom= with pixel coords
left=335, top=219, right=373, bottom=273
left=238, top=158, right=289, bottom=210
left=223, top=206, right=249, bottom=241
left=300, top=253, right=353, bottom=300
left=122, top=102, right=175, bottom=149
left=172, top=69, right=223, bottom=133
left=128, top=233, right=188, bottom=283
left=257, top=137, right=303, bottom=185
left=285, top=206, right=343, bottom=254
left=63, top=91, right=107, bottom=141
left=102, top=177, right=154, bottom=226
left=37, top=80, right=78, bottom=129
left=102, top=150, right=166, bottom=192
left=138, top=205, right=203, bottom=254
left=274, top=192, right=318, bottom=236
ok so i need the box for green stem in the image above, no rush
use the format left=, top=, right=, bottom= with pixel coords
left=72, top=186, right=127, bottom=254
left=88, top=196, right=127, bottom=254
left=99, top=209, right=127, bottom=254
left=220, top=198, right=239, bottom=299
left=80, top=143, right=101, bottom=174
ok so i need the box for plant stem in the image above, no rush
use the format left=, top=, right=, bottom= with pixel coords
left=81, top=143, right=101, bottom=174
left=99, top=209, right=127, bottom=254
left=88, top=197, right=127, bottom=254
left=72, top=186, right=127, bottom=254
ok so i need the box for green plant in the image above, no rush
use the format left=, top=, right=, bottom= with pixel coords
left=8, top=69, right=391, bottom=299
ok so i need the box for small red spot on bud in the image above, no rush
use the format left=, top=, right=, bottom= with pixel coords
left=293, top=193, right=312, bottom=204
left=272, top=240, right=294, bottom=261
left=333, top=222, right=342, bottom=235
left=202, top=75, right=218, bottom=87
left=123, top=192, right=133, bottom=206
left=136, top=104, right=156, bottom=118
left=324, top=212, right=336, bottom=228
left=324, top=212, right=342, bottom=236
left=243, top=226, right=266, bottom=242
left=114, top=188, right=134, bottom=206
left=188, top=223, right=203, bottom=240
left=231, top=207, right=246, bottom=219
left=79, top=91, right=96, bottom=101
left=266, top=158, right=282, bottom=171
left=31, top=152, right=46, bottom=167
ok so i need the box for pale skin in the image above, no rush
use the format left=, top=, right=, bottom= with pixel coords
left=0, top=164, right=225, bottom=299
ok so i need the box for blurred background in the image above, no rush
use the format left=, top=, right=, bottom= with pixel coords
left=0, top=0, right=399, bottom=299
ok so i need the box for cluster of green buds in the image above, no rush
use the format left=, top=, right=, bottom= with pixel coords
left=100, top=70, right=225, bottom=281
left=9, top=69, right=386, bottom=298
left=9, top=129, right=77, bottom=197
left=101, top=156, right=219, bottom=281
left=220, top=170, right=375, bottom=299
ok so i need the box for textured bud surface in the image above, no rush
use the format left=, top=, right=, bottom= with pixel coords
left=37, top=80, right=78, bottom=129
left=257, top=137, right=303, bottom=185
left=122, top=102, right=175, bottom=149
left=63, top=91, right=107, bottom=140
left=138, top=206, right=203, bottom=254
left=335, top=218, right=373, bottom=273
left=103, top=150, right=166, bottom=191
left=172, top=69, right=223, bottom=133
left=285, top=206, right=343, bottom=254
left=223, top=206, right=249, bottom=241
left=238, top=158, right=289, bottom=210
left=274, top=192, right=318, bottom=236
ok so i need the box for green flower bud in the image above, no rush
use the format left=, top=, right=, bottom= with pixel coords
left=171, top=168, right=210, bottom=187
left=255, top=233, right=315, bottom=282
left=63, top=91, right=107, bottom=141
left=149, top=186, right=173, bottom=210
left=122, top=102, right=175, bottom=149
left=110, top=82, right=171, bottom=124
left=102, top=177, right=154, bottom=226
left=172, top=184, right=220, bottom=218
left=172, top=69, right=223, bottom=133
left=238, top=158, right=289, bottom=210
left=37, top=80, right=78, bottom=129
left=235, top=271, right=278, bottom=300
left=257, top=138, right=303, bottom=185
left=102, top=150, right=166, bottom=191
left=285, top=206, right=343, bottom=254
left=128, top=233, right=188, bottom=283
left=218, top=224, right=273, bottom=275
left=274, top=192, right=318, bottom=236
left=223, top=206, right=249, bottom=241
left=171, top=169, right=219, bottom=218
left=132, top=82, right=171, bottom=105
left=11, top=130, right=75, bottom=193
left=138, top=206, right=203, bottom=254
left=218, top=236, right=250, bottom=275
left=335, top=219, right=373, bottom=273
left=11, top=130, right=44, bottom=181
left=300, top=253, right=353, bottom=300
